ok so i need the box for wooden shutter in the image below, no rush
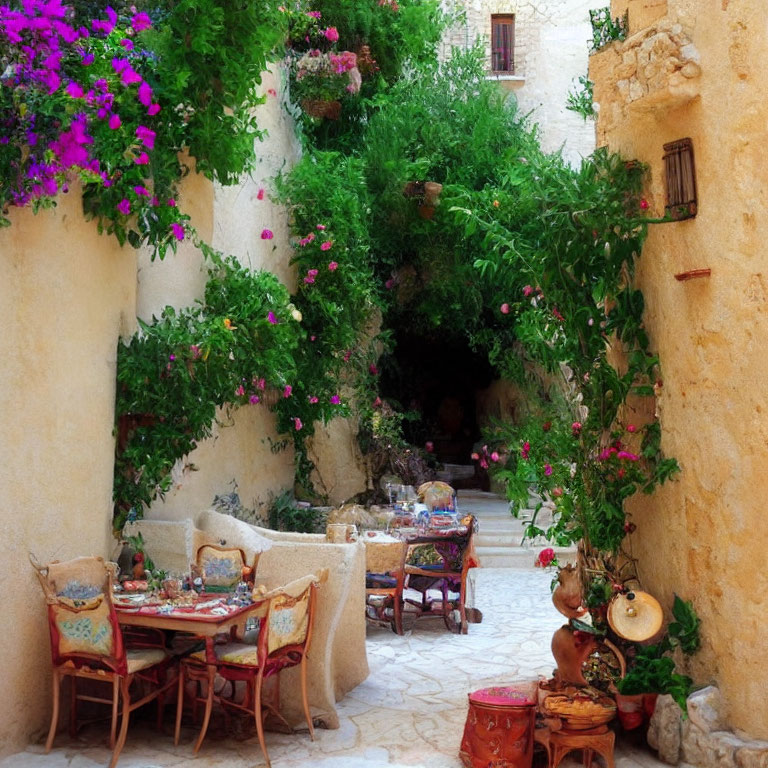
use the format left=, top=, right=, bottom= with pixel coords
left=491, top=15, right=515, bottom=73
left=663, top=138, right=697, bottom=220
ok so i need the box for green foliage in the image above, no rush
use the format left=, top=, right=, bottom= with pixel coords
left=617, top=654, right=693, bottom=712
left=589, top=7, right=628, bottom=52
left=114, top=257, right=313, bottom=527
left=668, top=594, right=702, bottom=656
left=268, top=490, right=326, bottom=533
left=566, top=75, right=595, bottom=120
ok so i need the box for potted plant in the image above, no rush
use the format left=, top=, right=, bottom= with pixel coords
left=291, top=50, right=361, bottom=120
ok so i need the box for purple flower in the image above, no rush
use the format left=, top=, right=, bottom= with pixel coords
left=147, top=103, right=161, bottom=116
left=167, top=198, right=176, bottom=207
left=267, top=311, right=278, bottom=325
left=120, top=38, right=134, bottom=51
left=108, top=113, right=121, bottom=130
left=330, top=395, right=341, bottom=405
left=283, top=385, right=293, bottom=398
left=121, top=67, right=142, bottom=86
left=136, top=125, right=156, bottom=150
left=94, top=78, right=108, bottom=92
left=131, top=12, right=152, bottom=32
left=133, top=185, right=150, bottom=196
left=117, top=198, right=131, bottom=215
left=137, top=81, right=152, bottom=106
left=169, top=354, right=176, bottom=361
left=249, top=395, right=260, bottom=404
left=134, top=152, right=149, bottom=165
left=261, top=228, right=274, bottom=240
left=81, top=53, right=94, bottom=66
left=171, top=222, right=185, bottom=241
left=544, top=464, right=553, bottom=476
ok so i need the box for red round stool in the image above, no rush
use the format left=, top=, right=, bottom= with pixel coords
left=459, top=686, right=537, bottom=768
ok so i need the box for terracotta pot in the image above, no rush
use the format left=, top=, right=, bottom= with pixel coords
left=643, top=692, right=658, bottom=719
left=423, top=181, right=443, bottom=206
left=615, top=692, right=645, bottom=731
left=301, top=99, right=341, bottom=120
left=417, top=204, right=435, bottom=220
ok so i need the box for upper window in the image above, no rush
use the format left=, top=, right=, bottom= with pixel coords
left=491, top=15, right=515, bottom=74
left=663, top=138, right=697, bottom=220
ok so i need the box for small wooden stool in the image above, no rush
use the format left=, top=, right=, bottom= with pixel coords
left=549, top=725, right=615, bottom=768
left=459, top=686, right=537, bottom=768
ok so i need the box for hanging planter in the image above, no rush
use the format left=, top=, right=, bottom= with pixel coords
left=301, top=99, right=342, bottom=120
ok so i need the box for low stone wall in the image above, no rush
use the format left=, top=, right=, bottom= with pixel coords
left=124, top=510, right=369, bottom=729
left=648, top=688, right=768, bottom=767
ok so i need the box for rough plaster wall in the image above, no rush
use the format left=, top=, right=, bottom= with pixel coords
left=443, top=0, right=600, bottom=166
left=592, top=0, right=768, bottom=740
left=0, top=193, right=137, bottom=755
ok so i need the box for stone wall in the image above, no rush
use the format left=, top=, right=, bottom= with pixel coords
left=591, top=0, right=768, bottom=742
left=443, top=0, right=600, bottom=165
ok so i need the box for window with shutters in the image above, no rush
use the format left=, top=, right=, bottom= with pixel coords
left=663, top=138, right=697, bottom=220
left=491, top=15, right=515, bottom=74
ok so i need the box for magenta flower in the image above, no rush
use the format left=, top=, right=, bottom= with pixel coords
left=293, top=417, right=303, bottom=431
left=169, top=354, right=176, bottom=362
left=544, top=464, right=553, bottom=476
left=283, top=385, right=293, bottom=398
left=138, top=81, right=152, bottom=107
left=189, top=344, right=202, bottom=359
left=316, top=224, right=326, bottom=230
left=254, top=377, right=266, bottom=390
left=322, top=27, right=339, bottom=41
left=117, top=198, right=130, bottom=215
left=167, top=198, right=176, bottom=207
left=120, top=38, right=134, bottom=51
left=626, top=424, right=636, bottom=433
left=523, top=285, right=534, bottom=297
left=249, top=395, right=260, bottom=404
left=261, top=228, right=274, bottom=240
left=147, top=103, right=161, bottom=116
left=369, top=364, right=378, bottom=375
left=330, top=395, right=341, bottom=405
left=136, top=125, right=156, bottom=150
left=257, top=187, right=265, bottom=200
left=500, top=303, right=510, bottom=314
left=134, top=152, right=149, bottom=165
left=328, top=261, right=338, bottom=271
left=572, top=421, right=582, bottom=436
left=235, top=385, right=245, bottom=396
left=134, top=185, right=150, bottom=196
left=171, top=223, right=185, bottom=241
left=471, top=452, right=479, bottom=460
left=320, top=241, right=332, bottom=251
left=267, top=311, right=278, bottom=325
left=385, top=279, right=395, bottom=290
left=617, top=451, right=639, bottom=461
left=491, top=451, right=500, bottom=462
left=304, top=276, right=315, bottom=285
left=151, top=196, right=159, bottom=206
left=131, top=12, right=152, bottom=31
left=343, top=350, right=352, bottom=362
left=108, top=113, right=121, bottom=130
left=309, top=396, right=319, bottom=404
left=66, top=82, right=84, bottom=99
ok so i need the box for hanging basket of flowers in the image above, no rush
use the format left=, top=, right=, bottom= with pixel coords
left=301, top=98, right=342, bottom=120
left=292, top=50, right=361, bottom=120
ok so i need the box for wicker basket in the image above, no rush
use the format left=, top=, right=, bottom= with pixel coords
left=301, top=99, right=341, bottom=120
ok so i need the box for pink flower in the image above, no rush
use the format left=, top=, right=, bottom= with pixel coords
left=471, top=452, right=479, bottom=460
left=552, top=306, right=565, bottom=322
left=108, top=113, right=121, bottom=130
left=66, top=82, right=84, bottom=99
left=117, top=198, right=130, bottom=215
left=254, top=377, right=266, bottom=390
left=523, top=285, right=534, bottom=297
left=572, top=421, right=582, bottom=436
left=167, top=198, right=176, bottom=207
left=308, top=268, right=319, bottom=277
left=235, top=385, right=245, bottom=396
left=283, top=385, right=293, bottom=398
left=261, top=229, right=274, bottom=240
left=369, top=364, right=378, bottom=375
left=330, top=395, right=341, bottom=405
left=320, top=241, right=332, bottom=251
left=322, top=27, right=339, bottom=41
left=131, top=12, right=152, bottom=32
left=134, top=185, right=149, bottom=196
left=304, top=276, right=315, bottom=285
left=544, top=464, right=553, bottom=476
left=640, top=199, right=649, bottom=210
left=372, top=397, right=382, bottom=408
left=328, top=261, right=338, bottom=271
left=309, top=396, right=319, bottom=404
left=189, top=345, right=201, bottom=359
left=425, top=441, right=434, bottom=453
left=294, top=417, right=303, bottom=431
left=267, top=88, right=277, bottom=97
left=134, top=152, right=149, bottom=165
left=343, top=350, right=352, bottom=362
left=316, top=224, right=326, bottom=230
left=385, top=279, right=395, bottom=290
left=491, top=451, right=500, bottom=462
left=249, top=395, right=260, bottom=404
left=626, top=424, right=636, bottom=433
left=536, top=548, right=556, bottom=567
left=310, top=335, right=316, bottom=341
left=136, top=125, right=156, bottom=149
left=500, top=303, right=510, bottom=314
left=171, top=222, right=185, bottom=241
left=617, top=451, right=639, bottom=461
left=257, top=188, right=265, bottom=200
left=138, top=81, right=152, bottom=106
left=147, top=103, right=161, bottom=116
left=267, top=311, right=278, bottom=325
left=120, top=38, right=134, bottom=51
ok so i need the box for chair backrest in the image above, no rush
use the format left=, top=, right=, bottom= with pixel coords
left=257, top=573, right=323, bottom=662
left=31, top=555, right=128, bottom=675
left=417, top=481, right=456, bottom=511
left=196, top=544, right=249, bottom=591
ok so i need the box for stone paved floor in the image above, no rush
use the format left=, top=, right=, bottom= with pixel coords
left=2, top=568, right=666, bottom=768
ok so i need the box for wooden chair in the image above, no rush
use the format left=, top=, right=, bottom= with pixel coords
left=31, top=555, right=176, bottom=768
left=175, top=571, right=325, bottom=766
left=365, top=538, right=408, bottom=635
left=195, top=544, right=258, bottom=592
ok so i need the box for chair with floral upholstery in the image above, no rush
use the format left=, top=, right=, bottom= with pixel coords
left=196, top=544, right=257, bottom=592
left=174, top=571, right=326, bottom=767
left=31, top=555, right=176, bottom=768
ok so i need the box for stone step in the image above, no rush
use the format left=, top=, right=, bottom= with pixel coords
left=475, top=533, right=525, bottom=547
left=475, top=546, right=577, bottom=569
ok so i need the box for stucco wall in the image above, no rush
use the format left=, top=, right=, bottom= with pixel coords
left=443, top=0, right=600, bottom=165
left=591, top=0, right=768, bottom=740
left=0, top=193, right=137, bottom=755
